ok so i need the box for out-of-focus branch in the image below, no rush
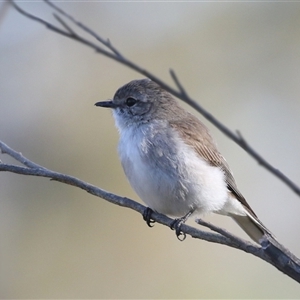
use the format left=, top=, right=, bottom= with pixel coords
left=0, top=1, right=9, bottom=27
left=1, top=140, right=300, bottom=283
left=8, top=0, right=300, bottom=197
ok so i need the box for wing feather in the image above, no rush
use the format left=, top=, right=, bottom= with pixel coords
left=169, top=114, right=257, bottom=217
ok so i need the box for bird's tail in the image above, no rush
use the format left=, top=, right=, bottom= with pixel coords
left=231, top=213, right=274, bottom=244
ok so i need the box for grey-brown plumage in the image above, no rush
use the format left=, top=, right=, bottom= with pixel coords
left=169, top=114, right=272, bottom=242
left=96, top=79, right=273, bottom=243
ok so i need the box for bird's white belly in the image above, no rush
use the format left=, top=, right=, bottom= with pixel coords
left=118, top=126, right=228, bottom=217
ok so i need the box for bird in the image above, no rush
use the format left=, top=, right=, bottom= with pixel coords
left=95, top=78, right=272, bottom=243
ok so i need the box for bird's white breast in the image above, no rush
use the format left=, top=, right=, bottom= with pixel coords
left=115, top=119, right=228, bottom=217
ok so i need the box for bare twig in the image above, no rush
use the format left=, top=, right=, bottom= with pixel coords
left=236, top=130, right=300, bottom=195
left=169, top=69, right=189, bottom=99
left=196, top=218, right=249, bottom=246
left=53, top=13, right=77, bottom=36
left=196, top=217, right=300, bottom=278
left=44, top=0, right=123, bottom=58
left=0, top=1, right=9, bottom=28
left=0, top=141, right=44, bottom=169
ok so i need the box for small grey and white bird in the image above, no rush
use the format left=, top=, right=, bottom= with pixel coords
left=95, top=79, right=272, bottom=243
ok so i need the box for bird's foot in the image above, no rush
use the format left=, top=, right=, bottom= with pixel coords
left=143, top=207, right=155, bottom=227
left=170, top=218, right=186, bottom=241
left=170, top=210, right=195, bottom=241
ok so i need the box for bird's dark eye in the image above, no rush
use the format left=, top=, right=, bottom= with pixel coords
left=125, top=97, right=137, bottom=107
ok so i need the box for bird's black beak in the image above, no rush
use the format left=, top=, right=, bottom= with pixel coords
left=95, top=100, right=116, bottom=108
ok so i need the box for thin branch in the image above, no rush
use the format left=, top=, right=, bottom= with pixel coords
left=44, top=0, right=124, bottom=58
left=0, top=1, right=9, bottom=28
left=53, top=13, right=77, bottom=37
left=169, top=69, right=189, bottom=98
left=236, top=130, right=300, bottom=195
left=0, top=140, right=44, bottom=169
left=8, top=0, right=300, bottom=198
left=8, top=0, right=121, bottom=63
left=10, top=0, right=72, bottom=38
left=196, top=218, right=250, bottom=247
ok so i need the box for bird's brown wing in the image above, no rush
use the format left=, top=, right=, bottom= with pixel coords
left=169, top=115, right=258, bottom=217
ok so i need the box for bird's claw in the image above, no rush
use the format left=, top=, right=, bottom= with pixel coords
left=143, top=207, right=155, bottom=227
left=170, top=219, right=186, bottom=241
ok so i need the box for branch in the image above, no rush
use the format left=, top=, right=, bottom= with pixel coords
left=0, top=140, right=245, bottom=247
left=1, top=140, right=300, bottom=282
left=1, top=141, right=300, bottom=281
left=0, top=1, right=9, bottom=27
left=8, top=0, right=300, bottom=198
left=196, top=218, right=300, bottom=281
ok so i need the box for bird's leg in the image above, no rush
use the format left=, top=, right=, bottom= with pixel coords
left=143, top=207, right=155, bottom=227
left=170, top=209, right=195, bottom=241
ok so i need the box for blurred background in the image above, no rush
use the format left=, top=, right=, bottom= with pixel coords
left=1, top=1, right=300, bottom=298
